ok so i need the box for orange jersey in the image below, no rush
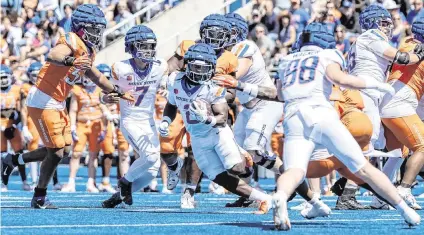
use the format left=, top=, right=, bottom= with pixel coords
left=175, top=40, right=238, bottom=75
left=331, top=86, right=364, bottom=116
left=155, top=94, right=167, bottom=121
left=389, top=37, right=424, bottom=99
left=1, top=85, right=21, bottom=110
left=36, top=32, right=95, bottom=102
left=72, top=85, right=103, bottom=121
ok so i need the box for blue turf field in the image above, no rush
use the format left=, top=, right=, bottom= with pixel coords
left=1, top=165, right=424, bottom=235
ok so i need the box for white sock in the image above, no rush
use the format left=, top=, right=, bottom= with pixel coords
left=249, top=188, right=271, bottom=201
left=395, top=200, right=409, bottom=213
left=382, top=158, right=404, bottom=183
left=18, top=154, right=24, bottom=165
left=308, top=194, right=320, bottom=205
left=29, top=162, right=38, bottom=183
left=68, top=177, right=75, bottom=185
left=102, top=177, right=110, bottom=184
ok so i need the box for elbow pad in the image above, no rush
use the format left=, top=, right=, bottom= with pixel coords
left=394, top=51, right=410, bottom=65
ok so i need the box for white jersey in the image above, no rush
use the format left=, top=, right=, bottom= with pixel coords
left=347, top=29, right=392, bottom=101
left=231, top=40, right=274, bottom=104
left=167, top=72, right=227, bottom=137
left=111, top=58, right=167, bottom=121
left=278, top=47, right=345, bottom=118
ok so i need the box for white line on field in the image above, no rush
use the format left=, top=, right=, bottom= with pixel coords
left=2, top=218, right=420, bottom=229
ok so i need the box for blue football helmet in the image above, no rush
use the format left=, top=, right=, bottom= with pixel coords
left=0, top=65, right=13, bottom=89
left=27, top=61, right=42, bottom=84
left=125, top=25, right=157, bottom=62
left=200, top=14, right=232, bottom=49
left=71, top=4, right=107, bottom=49
left=225, top=13, right=248, bottom=46
left=359, top=5, right=393, bottom=38
left=184, top=43, right=217, bottom=84
left=412, top=16, right=424, bottom=43
left=299, top=23, right=336, bottom=49
left=96, top=63, right=112, bottom=79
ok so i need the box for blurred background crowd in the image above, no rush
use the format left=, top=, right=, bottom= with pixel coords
left=0, top=0, right=183, bottom=82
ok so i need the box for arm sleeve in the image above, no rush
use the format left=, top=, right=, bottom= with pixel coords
left=365, top=30, right=392, bottom=57
left=321, top=49, right=346, bottom=71
left=209, top=85, right=227, bottom=105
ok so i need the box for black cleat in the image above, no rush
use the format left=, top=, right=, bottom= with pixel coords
left=1, top=153, right=16, bottom=185
left=225, top=197, right=255, bottom=208
left=143, top=186, right=159, bottom=193
left=31, top=196, right=58, bottom=209
left=118, top=178, right=133, bottom=205
left=335, top=195, right=370, bottom=210
left=102, top=192, right=123, bottom=208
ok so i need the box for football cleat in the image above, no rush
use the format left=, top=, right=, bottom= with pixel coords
left=52, top=183, right=63, bottom=191
left=167, top=157, right=184, bottom=190
left=290, top=201, right=311, bottom=211
left=301, top=200, right=331, bottom=219
left=118, top=178, right=133, bottom=205
left=22, top=181, right=32, bottom=191
left=335, top=195, right=370, bottom=210
left=225, top=196, right=256, bottom=208
left=400, top=206, right=421, bottom=227
left=87, top=183, right=100, bottom=193
left=161, top=187, right=174, bottom=194
left=273, top=193, right=291, bottom=231
left=1, top=183, right=8, bottom=192
left=98, top=182, right=117, bottom=193
left=31, top=196, right=57, bottom=209
left=397, top=186, right=422, bottom=210
left=1, top=153, right=16, bottom=185
left=61, top=183, right=76, bottom=193
left=180, top=190, right=195, bottom=209
left=370, top=196, right=394, bottom=210
left=209, top=182, right=226, bottom=195
left=102, top=192, right=123, bottom=208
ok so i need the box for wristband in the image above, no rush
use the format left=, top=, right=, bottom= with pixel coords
left=162, top=116, right=172, bottom=125
left=243, top=83, right=259, bottom=97
left=63, top=56, right=76, bottom=66
left=206, top=116, right=217, bottom=126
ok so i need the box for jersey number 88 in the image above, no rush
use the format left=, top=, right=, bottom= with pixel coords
left=281, top=56, right=319, bottom=88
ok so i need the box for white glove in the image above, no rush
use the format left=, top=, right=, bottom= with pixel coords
left=22, top=126, right=33, bottom=143
left=159, top=120, right=170, bottom=137
left=189, top=101, right=208, bottom=123
left=71, top=125, right=79, bottom=142
left=365, top=79, right=395, bottom=96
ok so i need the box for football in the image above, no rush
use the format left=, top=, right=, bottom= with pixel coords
left=191, top=98, right=213, bottom=116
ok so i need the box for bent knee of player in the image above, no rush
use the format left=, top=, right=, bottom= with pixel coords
left=227, top=162, right=246, bottom=176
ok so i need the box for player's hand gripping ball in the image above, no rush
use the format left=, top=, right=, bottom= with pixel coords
left=189, top=99, right=213, bottom=123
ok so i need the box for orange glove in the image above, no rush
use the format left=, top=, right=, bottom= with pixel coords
left=73, top=55, right=92, bottom=70
left=212, top=75, right=239, bottom=88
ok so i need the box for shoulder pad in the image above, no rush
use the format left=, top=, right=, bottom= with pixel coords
left=232, top=40, right=256, bottom=58
left=363, top=29, right=388, bottom=42
left=321, top=49, right=346, bottom=70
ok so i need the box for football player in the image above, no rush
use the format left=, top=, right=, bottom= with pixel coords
left=159, top=43, right=271, bottom=211
left=379, top=16, right=424, bottom=210
left=161, top=14, right=241, bottom=208
left=1, top=4, right=132, bottom=208
left=61, top=76, right=111, bottom=193
left=101, top=25, right=168, bottom=208
left=217, top=22, right=420, bottom=230
left=0, top=65, right=30, bottom=192
left=347, top=5, right=424, bottom=209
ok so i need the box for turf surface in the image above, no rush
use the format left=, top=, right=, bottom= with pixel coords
left=1, top=165, right=424, bottom=235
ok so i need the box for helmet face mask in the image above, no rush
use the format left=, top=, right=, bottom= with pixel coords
left=201, top=26, right=230, bottom=49
left=185, top=60, right=214, bottom=84
left=360, top=5, right=393, bottom=39
left=29, top=70, right=39, bottom=84
left=131, top=40, right=157, bottom=61
left=378, top=18, right=394, bottom=39
left=78, top=22, right=106, bottom=49
left=71, top=4, right=107, bottom=49
left=0, top=74, right=12, bottom=89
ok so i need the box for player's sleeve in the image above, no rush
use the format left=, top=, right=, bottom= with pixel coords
left=364, top=30, right=392, bottom=57
left=209, top=85, right=227, bottom=105
left=232, top=41, right=255, bottom=58
left=57, top=32, right=79, bottom=52
left=156, top=59, right=169, bottom=87
left=321, top=49, right=346, bottom=71
left=227, top=53, right=239, bottom=74
left=166, top=72, right=178, bottom=105
left=175, top=40, right=196, bottom=58
left=277, top=58, right=290, bottom=81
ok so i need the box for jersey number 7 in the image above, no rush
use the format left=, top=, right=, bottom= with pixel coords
left=135, top=86, right=149, bottom=106
left=281, top=56, right=319, bottom=88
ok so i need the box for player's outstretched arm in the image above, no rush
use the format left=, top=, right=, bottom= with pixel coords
left=236, top=57, right=253, bottom=79
left=383, top=44, right=424, bottom=65
left=167, top=55, right=184, bottom=74
left=326, top=63, right=395, bottom=95
left=46, top=44, right=73, bottom=66
left=86, top=67, right=115, bottom=93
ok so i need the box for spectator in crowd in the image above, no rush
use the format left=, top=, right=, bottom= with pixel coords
left=36, top=0, right=62, bottom=20
left=19, top=28, right=50, bottom=63
left=335, top=24, right=350, bottom=57
left=327, top=0, right=342, bottom=20
left=260, top=0, right=279, bottom=39
left=253, top=23, right=275, bottom=65
left=340, top=0, right=361, bottom=33
left=391, top=9, right=406, bottom=47
left=384, top=0, right=407, bottom=23
left=289, top=0, right=310, bottom=36
left=276, top=14, right=296, bottom=56
left=248, top=8, right=263, bottom=38
left=407, top=0, right=423, bottom=24
left=59, top=4, right=73, bottom=33
left=110, top=0, right=135, bottom=37
left=98, top=0, right=120, bottom=22
left=23, top=8, right=41, bottom=32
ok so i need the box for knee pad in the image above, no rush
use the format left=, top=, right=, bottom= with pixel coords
left=213, top=171, right=239, bottom=193
left=227, top=162, right=246, bottom=176
left=255, top=150, right=276, bottom=170
left=103, top=153, right=114, bottom=160
left=4, top=126, right=16, bottom=140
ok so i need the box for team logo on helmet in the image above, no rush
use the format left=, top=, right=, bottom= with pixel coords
left=184, top=43, right=217, bottom=84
